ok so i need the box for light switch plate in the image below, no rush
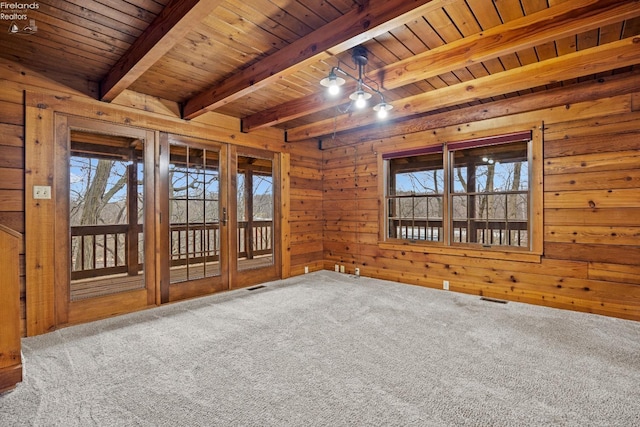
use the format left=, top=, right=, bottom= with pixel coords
left=33, top=185, right=52, bottom=200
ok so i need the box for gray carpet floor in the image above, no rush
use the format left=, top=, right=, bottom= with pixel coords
left=1, top=271, right=639, bottom=426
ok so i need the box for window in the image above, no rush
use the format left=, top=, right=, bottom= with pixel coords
left=387, top=147, right=444, bottom=242
left=384, top=130, right=538, bottom=252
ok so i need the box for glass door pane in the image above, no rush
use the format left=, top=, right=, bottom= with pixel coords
left=236, top=155, right=274, bottom=272
left=68, top=133, right=145, bottom=301
left=169, top=145, right=221, bottom=283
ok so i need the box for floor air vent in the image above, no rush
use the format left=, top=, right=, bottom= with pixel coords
left=480, top=297, right=508, bottom=304
left=247, top=285, right=266, bottom=291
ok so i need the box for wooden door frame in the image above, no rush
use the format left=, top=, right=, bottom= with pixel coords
left=53, top=115, right=157, bottom=327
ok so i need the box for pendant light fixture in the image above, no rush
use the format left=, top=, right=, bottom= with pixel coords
left=320, top=46, right=392, bottom=119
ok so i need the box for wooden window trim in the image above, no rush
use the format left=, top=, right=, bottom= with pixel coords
left=378, top=124, right=543, bottom=263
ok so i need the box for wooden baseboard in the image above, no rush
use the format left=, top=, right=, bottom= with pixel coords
left=0, top=364, right=22, bottom=394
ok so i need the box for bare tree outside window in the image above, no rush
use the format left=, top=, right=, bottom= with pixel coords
left=70, top=156, right=138, bottom=275
left=386, top=137, right=530, bottom=249
left=168, top=146, right=220, bottom=283
left=388, top=153, right=444, bottom=241
left=451, top=142, right=529, bottom=246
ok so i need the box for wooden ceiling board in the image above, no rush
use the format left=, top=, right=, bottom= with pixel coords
left=219, top=1, right=302, bottom=42
left=296, top=0, right=350, bottom=22
left=267, top=0, right=331, bottom=29
left=1, top=0, right=637, bottom=139
left=404, top=10, right=468, bottom=93
left=0, top=41, right=108, bottom=81
left=426, top=7, right=463, bottom=44
left=599, top=22, right=625, bottom=44
left=124, top=0, right=167, bottom=16
left=622, top=16, right=640, bottom=37
left=200, top=10, right=280, bottom=55
left=71, top=0, right=153, bottom=29
left=427, top=5, right=501, bottom=93
left=22, top=12, right=128, bottom=56
left=128, top=74, right=202, bottom=103
left=578, top=28, right=601, bottom=50
left=464, top=0, right=501, bottom=29
left=36, top=31, right=121, bottom=65
left=443, top=2, right=483, bottom=36
left=37, top=0, right=144, bottom=40
left=146, top=57, right=218, bottom=91
left=190, top=21, right=266, bottom=66
left=159, top=41, right=238, bottom=80
left=494, top=0, right=541, bottom=69
left=246, top=0, right=318, bottom=37
left=167, top=33, right=246, bottom=77
left=522, top=0, right=553, bottom=15
left=278, top=72, right=321, bottom=97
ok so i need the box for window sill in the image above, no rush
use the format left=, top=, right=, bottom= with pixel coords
left=379, top=240, right=542, bottom=263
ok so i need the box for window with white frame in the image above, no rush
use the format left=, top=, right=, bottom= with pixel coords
left=384, top=131, right=535, bottom=251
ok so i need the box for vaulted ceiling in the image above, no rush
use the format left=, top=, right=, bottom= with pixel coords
left=2, top=0, right=639, bottom=143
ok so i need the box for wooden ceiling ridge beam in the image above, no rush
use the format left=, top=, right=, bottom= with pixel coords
left=319, top=69, right=640, bottom=150
left=181, top=0, right=452, bottom=120
left=99, top=0, right=224, bottom=102
left=243, top=0, right=640, bottom=132
left=286, top=36, right=640, bottom=141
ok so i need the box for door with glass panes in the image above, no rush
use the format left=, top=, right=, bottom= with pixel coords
left=159, top=135, right=280, bottom=302
left=230, top=146, right=280, bottom=289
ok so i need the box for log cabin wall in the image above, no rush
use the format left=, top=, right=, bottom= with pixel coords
left=322, top=92, right=640, bottom=321
left=1, top=52, right=638, bottom=336
left=0, top=58, right=324, bottom=337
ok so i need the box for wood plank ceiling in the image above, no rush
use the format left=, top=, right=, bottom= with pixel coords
left=2, top=0, right=639, bottom=142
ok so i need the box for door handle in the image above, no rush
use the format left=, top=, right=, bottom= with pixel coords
left=222, top=207, right=227, bottom=226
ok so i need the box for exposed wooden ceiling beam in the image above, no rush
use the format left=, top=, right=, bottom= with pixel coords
left=243, top=0, right=640, bottom=132
left=100, top=0, right=223, bottom=102
left=286, top=36, right=640, bottom=142
left=181, top=0, right=453, bottom=120
left=318, top=69, right=640, bottom=149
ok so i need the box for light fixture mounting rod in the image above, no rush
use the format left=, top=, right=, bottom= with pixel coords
left=351, top=45, right=368, bottom=67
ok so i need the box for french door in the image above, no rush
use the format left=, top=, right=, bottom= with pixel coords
left=229, top=145, right=281, bottom=289
left=55, top=120, right=281, bottom=327
left=159, top=134, right=281, bottom=303
left=54, top=122, right=281, bottom=325
left=55, top=116, right=156, bottom=326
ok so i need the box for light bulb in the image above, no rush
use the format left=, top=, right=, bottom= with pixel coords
left=349, top=90, right=371, bottom=108
left=320, top=71, right=345, bottom=96
left=373, top=102, right=392, bottom=119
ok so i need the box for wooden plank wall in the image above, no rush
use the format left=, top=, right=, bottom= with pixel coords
left=0, top=62, right=30, bottom=337
left=322, top=94, right=640, bottom=321
left=0, top=57, right=324, bottom=336
left=287, top=142, right=325, bottom=276
left=3, top=51, right=637, bottom=333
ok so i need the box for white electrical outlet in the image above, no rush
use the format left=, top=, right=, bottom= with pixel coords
left=355, top=267, right=360, bottom=276
left=33, top=185, right=51, bottom=200
left=443, top=280, right=450, bottom=290
left=335, top=264, right=339, bottom=272
left=340, top=265, right=345, bottom=273
left=304, top=266, right=309, bottom=274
